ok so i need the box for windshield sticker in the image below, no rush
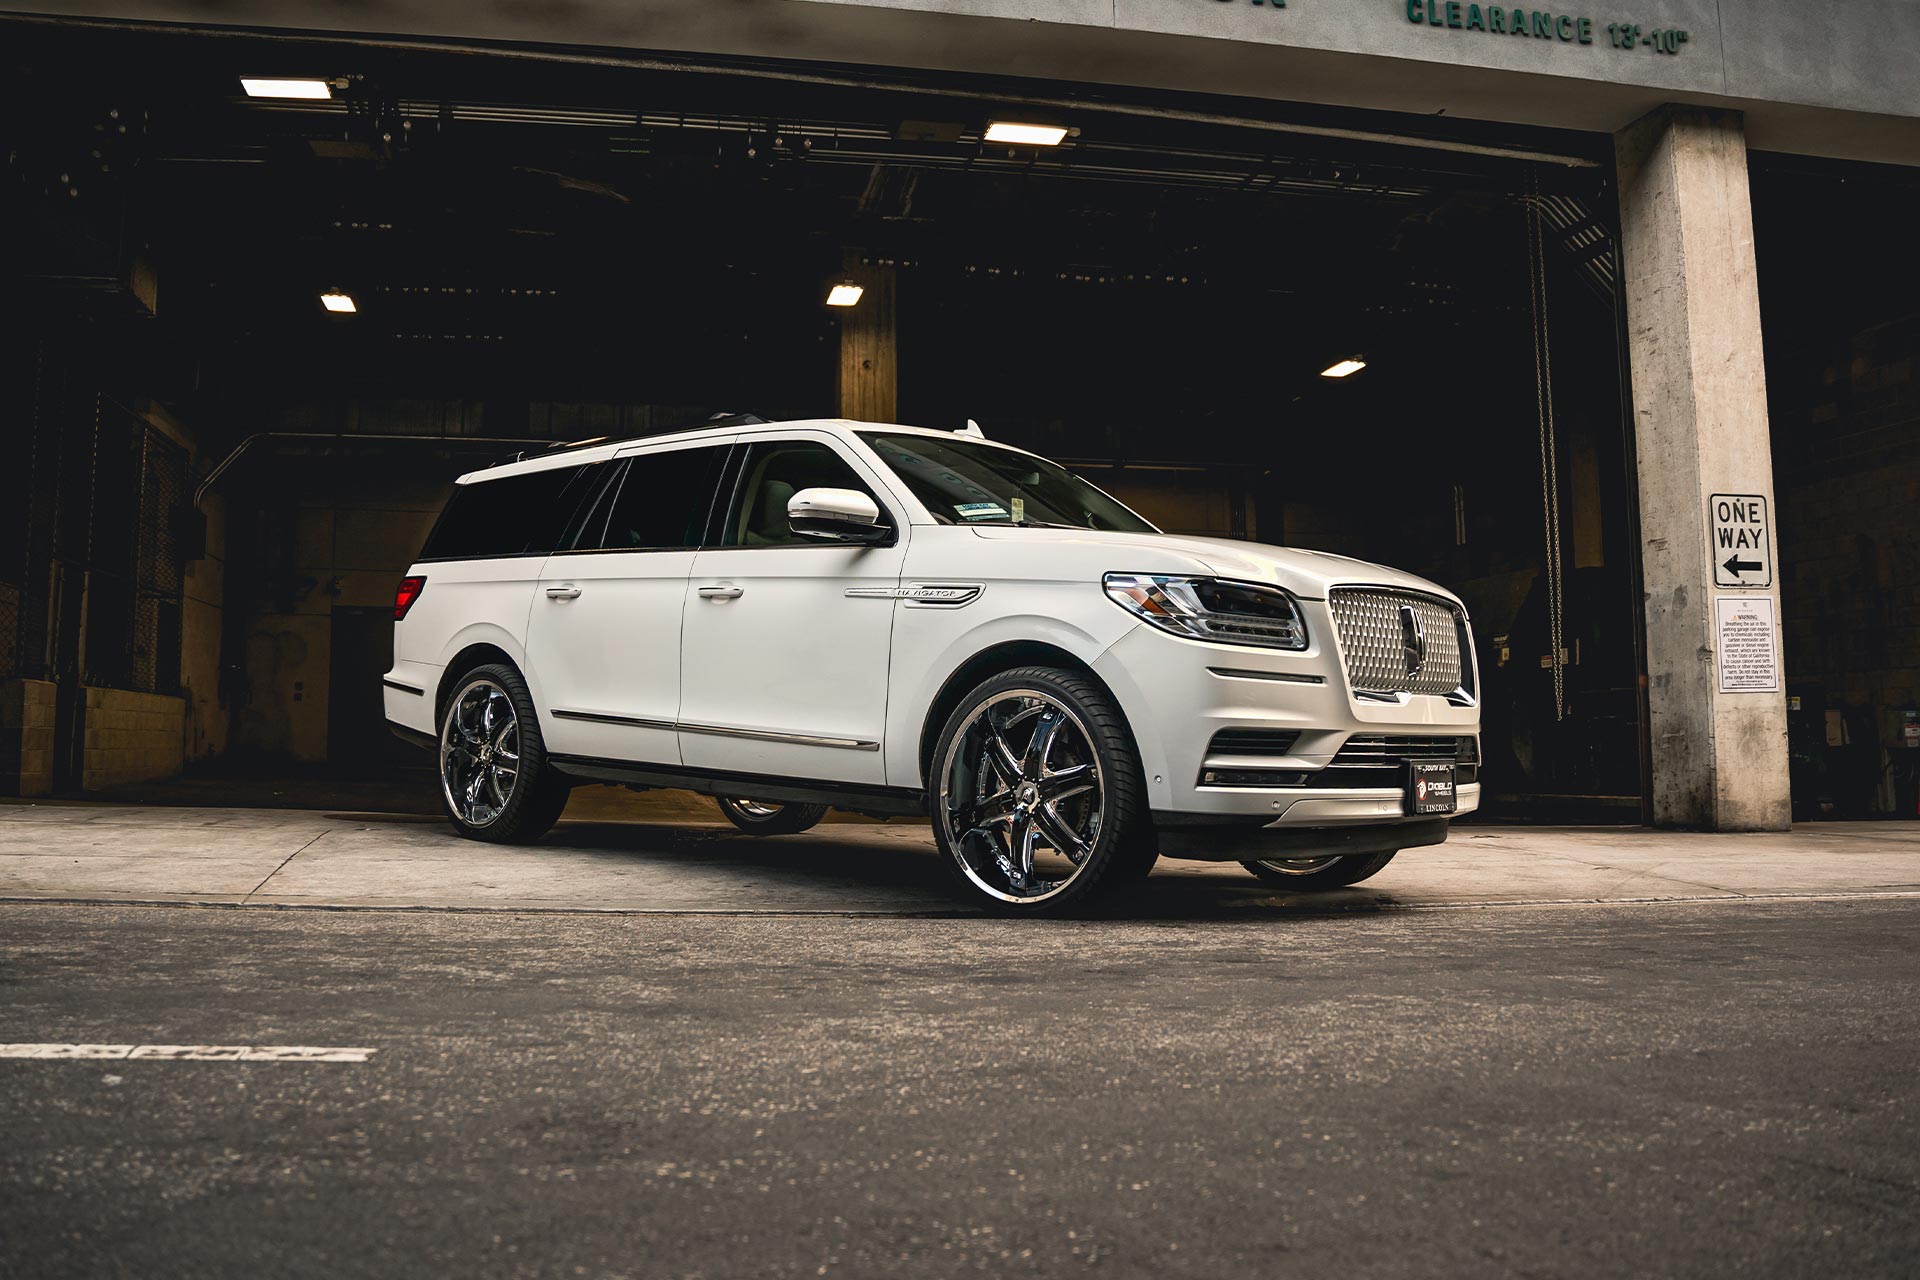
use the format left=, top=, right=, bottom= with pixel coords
left=954, top=502, right=1009, bottom=520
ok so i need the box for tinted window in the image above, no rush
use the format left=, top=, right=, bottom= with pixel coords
left=723, top=441, right=883, bottom=548
left=593, top=445, right=728, bottom=551
left=418, top=462, right=602, bottom=561
left=859, top=431, right=1155, bottom=533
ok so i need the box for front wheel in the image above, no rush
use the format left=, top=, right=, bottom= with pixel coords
left=715, top=797, right=829, bottom=835
left=1240, top=850, right=1397, bottom=891
left=930, top=665, right=1157, bottom=915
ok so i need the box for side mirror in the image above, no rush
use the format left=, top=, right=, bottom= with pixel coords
left=788, top=487, right=889, bottom=543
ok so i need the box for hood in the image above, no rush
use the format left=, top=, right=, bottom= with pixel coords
left=968, top=527, right=1462, bottom=607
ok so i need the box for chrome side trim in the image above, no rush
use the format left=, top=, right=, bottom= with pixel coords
left=678, top=721, right=881, bottom=751
left=554, top=708, right=879, bottom=752
left=845, top=582, right=983, bottom=607
left=1352, top=687, right=1480, bottom=708
left=552, top=709, right=677, bottom=732
left=1206, top=667, right=1327, bottom=685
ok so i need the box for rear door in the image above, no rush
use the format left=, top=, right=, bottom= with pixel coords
left=394, top=460, right=604, bottom=719
left=524, top=440, right=732, bottom=764
left=677, top=432, right=907, bottom=786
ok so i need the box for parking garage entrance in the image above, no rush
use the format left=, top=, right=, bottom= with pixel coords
left=0, top=22, right=1646, bottom=819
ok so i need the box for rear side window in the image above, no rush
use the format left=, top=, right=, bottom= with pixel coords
left=418, top=462, right=602, bottom=561
left=589, top=445, right=729, bottom=551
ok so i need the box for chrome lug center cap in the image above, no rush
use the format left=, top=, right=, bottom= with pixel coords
left=1018, top=783, right=1039, bottom=805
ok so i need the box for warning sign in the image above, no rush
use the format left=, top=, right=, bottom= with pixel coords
left=1715, top=596, right=1779, bottom=694
left=1710, top=493, right=1771, bottom=588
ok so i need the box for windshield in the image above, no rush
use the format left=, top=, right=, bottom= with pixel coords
left=859, top=432, right=1158, bottom=534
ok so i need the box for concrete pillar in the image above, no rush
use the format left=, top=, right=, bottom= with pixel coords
left=836, top=257, right=897, bottom=423
left=1615, top=105, right=1790, bottom=830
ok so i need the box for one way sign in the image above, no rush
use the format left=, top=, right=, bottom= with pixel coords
left=1710, top=493, right=1772, bottom=588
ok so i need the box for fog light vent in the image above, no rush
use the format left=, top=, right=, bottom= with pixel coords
left=1206, top=728, right=1302, bottom=757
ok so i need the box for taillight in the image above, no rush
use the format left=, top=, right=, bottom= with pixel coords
left=394, top=575, right=426, bottom=621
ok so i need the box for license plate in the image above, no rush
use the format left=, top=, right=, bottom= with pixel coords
left=1408, top=762, right=1457, bottom=815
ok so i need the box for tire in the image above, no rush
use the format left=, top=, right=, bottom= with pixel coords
left=436, top=663, right=571, bottom=843
left=929, top=665, right=1157, bottom=916
left=715, top=797, right=830, bottom=835
left=1240, top=850, right=1397, bottom=891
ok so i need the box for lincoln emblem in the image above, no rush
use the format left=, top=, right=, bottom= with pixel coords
left=1400, top=604, right=1428, bottom=679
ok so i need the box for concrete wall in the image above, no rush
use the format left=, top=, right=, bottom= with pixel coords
left=80, top=685, right=185, bottom=790
left=1616, top=105, right=1790, bottom=830
left=17, top=0, right=1920, bottom=164
left=0, top=679, right=56, bottom=797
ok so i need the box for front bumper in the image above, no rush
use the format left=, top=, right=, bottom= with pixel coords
left=1090, top=608, right=1481, bottom=848
left=1152, top=814, right=1456, bottom=862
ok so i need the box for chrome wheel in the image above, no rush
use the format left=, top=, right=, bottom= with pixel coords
left=1254, top=857, right=1343, bottom=876
left=938, top=689, right=1104, bottom=905
left=440, top=678, right=520, bottom=828
left=732, top=800, right=784, bottom=819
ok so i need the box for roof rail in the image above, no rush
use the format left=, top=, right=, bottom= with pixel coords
left=706, top=412, right=770, bottom=427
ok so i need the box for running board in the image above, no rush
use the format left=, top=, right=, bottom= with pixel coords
left=548, top=753, right=927, bottom=818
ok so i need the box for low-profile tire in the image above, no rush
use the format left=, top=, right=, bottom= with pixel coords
left=1240, top=850, right=1397, bottom=891
left=436, top=663, right=571, bottom=843
left=929, top=665, right=1157, bottom=916
left=715, top=797, right=830, bottom=835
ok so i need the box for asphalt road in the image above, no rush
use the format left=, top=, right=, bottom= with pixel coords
left=2, top=899, right=1917, bottom=1279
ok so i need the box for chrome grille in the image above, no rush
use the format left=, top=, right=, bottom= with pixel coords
left=1305, top=734, right=1480, bottom=788
left=1327, top=588, right=1466, bottom=696
left=1332, top=735, right=1478, bottom=766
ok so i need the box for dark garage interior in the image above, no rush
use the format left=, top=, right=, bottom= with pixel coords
left=0, top=19, right=1912, bottom=820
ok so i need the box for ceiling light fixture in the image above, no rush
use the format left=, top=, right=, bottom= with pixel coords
left=984, top=121, right=1069, bottom=147
left=241, top=77, right=333, bottom=100
left=320, top=291, right=357, bottom=314
left=826, top=283, right=865, bottom=308
left=1320, top=357, right=1367, bottom=378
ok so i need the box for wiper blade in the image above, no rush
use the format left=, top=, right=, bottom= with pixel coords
left=969, top=519, right=1080, bottom=530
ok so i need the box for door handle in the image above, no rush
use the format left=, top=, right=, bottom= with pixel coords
left=545, top=585, right=582, bottom=600
left=697, top=584, right=744, bottom=600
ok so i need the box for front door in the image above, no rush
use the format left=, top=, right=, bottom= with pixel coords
left=678, top=435, right=906, bottom=786
left=525, top=440, right=731, bottom=765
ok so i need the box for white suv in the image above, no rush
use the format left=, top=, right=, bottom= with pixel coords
left=385, top=418, right=1480, bottom=914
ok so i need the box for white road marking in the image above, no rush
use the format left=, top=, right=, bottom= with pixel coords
left=0, top=1043, right=374, bottom=1062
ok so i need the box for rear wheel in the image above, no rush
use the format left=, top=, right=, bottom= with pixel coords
left=437, top=663, right=571, bottom=843
left=1240, top=850, right=1397, bottom=891
left=930, top=665, right=1156, bottom=915
left=715, top=797, right=830, bottom=835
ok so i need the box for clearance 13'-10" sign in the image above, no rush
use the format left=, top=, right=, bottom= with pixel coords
left=1403, top=0, right=1691, bottom=53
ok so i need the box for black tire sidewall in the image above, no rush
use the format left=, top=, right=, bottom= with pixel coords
left=716, top=798, right=830, bottom=835
left=929, top=665, right=1152, bottom=915
left=1240, top=850, right=1398, bottom=891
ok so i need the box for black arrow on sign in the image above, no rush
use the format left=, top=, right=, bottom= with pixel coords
left=1723, top=554, right=1763, bottom=576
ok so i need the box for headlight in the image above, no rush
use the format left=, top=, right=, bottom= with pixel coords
left=1103, top=573, right=1308, bottom=650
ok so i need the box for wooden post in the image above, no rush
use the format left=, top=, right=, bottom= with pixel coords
left=836, top=257, right=897, bottom=423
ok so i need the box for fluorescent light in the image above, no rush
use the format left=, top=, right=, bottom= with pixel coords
left=984, top=121, right=1069, bottom=147
left=242, top=78, right=333, bottom=100
left=826, top=284, right=864, bottom=308
left=1320, top=358, right=1367, bottom=378
left=320, top=292, right=357, bottom=314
